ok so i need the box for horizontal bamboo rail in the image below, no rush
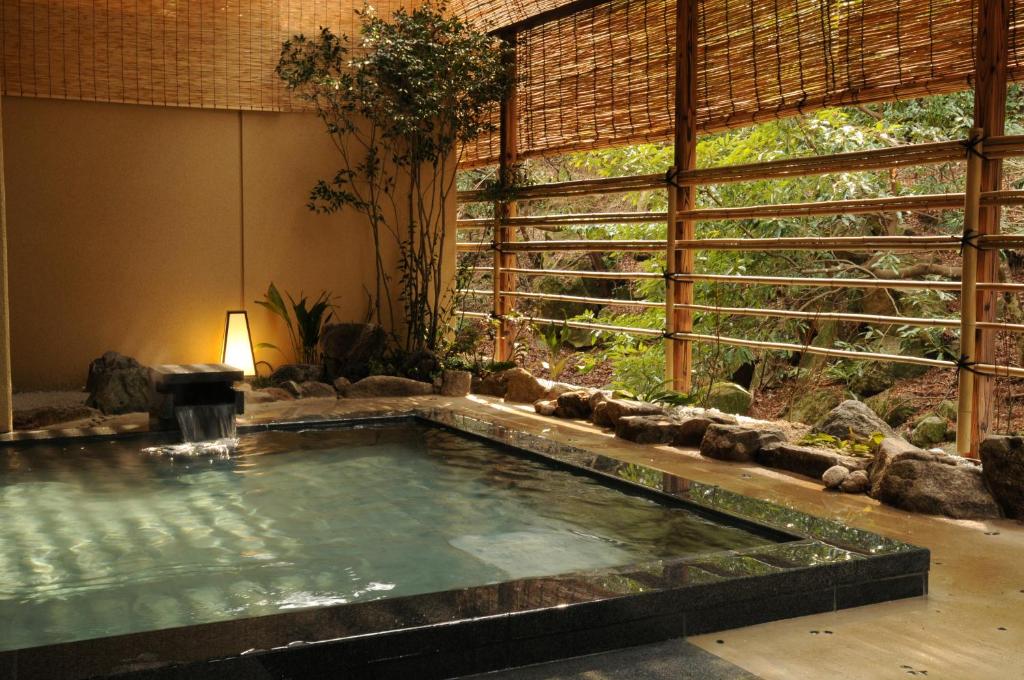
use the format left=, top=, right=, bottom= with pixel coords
left=673, top=272, right=963, bottom=290
left=981, top=134, right=1024, bottom=159
left=455, top=307, right=664, bottom=338
left=457, top=240, right=664, bottom=253
left=671, top=331, right=956, bottom=369
left=673, top=235, right=963, bottom=251
left=679, top=303, right=962, bottom=328
left=470, top=266, right=664, bottom=280
left=464, top=288, right=663, bottom=308
left=677, top=140, right=967, bottom=186
left=458, top=211, right=668, bottom=229
left=457, top=173, right=665, bottom=203
left=973, top=362, right=1024, bottom=379
left=680, top=193, right=964, bottom=221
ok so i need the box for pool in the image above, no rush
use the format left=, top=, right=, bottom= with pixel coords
left=0, top=411, right=929, bottom=679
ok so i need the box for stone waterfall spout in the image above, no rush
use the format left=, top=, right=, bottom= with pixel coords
left=149, top=364, right=245, bottom=442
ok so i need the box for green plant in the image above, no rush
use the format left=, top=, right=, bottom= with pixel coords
left=535, top=320, right=574, bottom=381
left=799, top=431, right=885, bottom=457
left=277, top=3, right=513, bottom=355
left=613, top=382, right=694, bottom=407
left=255, top=283, right=335, bottom=364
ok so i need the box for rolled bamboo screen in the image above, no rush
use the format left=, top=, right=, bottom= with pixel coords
left=461, top=0, right=1024, bottom=166
left=0, top=0, right=407, bottom=112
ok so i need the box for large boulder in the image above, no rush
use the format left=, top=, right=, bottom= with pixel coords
left=320, top=323, right=388, bottom=382
left=979, top=435, right=1024, bottom=519
left=786, top=388, right=842, bottom=425
left=296, top=381, right=337, bottom=399
left=849, top=364, right=896, bottom=398
left=503, top=368, right=546, bottom=403
left=699, top=424, right=784, bottom=462
left=756, top=442, right=869, bottom=480
left=874, top=450, right=1000, bottom=519
left=439, top=370, right=472, bottom=397
left=555, top=390, right=595, bottom=419
left=85, top=352, right=151, bottom=415
left=910, top=415, right=951, bottom=448
left=341, top=375, right=434, bottom=398
left=615, top=414, right=704, bottom=446
left=592, top=398, right=666, bottom=429
left=474, top=371, right=507, bottom=397
left=813, top=400, right=894, bottom=440
left=705, top=382, right=752, bottom=415
left=865, top=390, right=916, bottom=428
left=867, top=436, right=921, bottom=495
left=269, top=363, right=323, bottom=386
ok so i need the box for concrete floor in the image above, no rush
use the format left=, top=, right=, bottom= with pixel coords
left=6, top=393, right=1023, bottom=679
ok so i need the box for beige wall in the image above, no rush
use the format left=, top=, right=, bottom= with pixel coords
left=2, top=96, right=418, bottom=389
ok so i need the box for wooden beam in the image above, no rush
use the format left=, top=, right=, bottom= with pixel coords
left=972, top=0, right=1009, bottom=455
left=494, top=32, right=518, bottom=363
left=0, top=89, right=10, bottom=434
left=670, top=0, right=698, bottom=393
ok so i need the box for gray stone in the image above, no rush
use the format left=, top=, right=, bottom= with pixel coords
left=840, top=469, right=871, bottom=494
left=786, top=389, right=842, bottom=425
left=849, top=364, right=896, bottom=397
left=296, top=381, right=337, bottom=399
left=874, top=451, right=1000, bottom=519
left=269, top=363, right=323, bottom=386
left=592, top=398, right=666, bottom=429
left=936, top=400, right=958, bottom=421
left=503, top=368, right=546, bottom=403
left=699, top=424, right=784, bottom=462
left=85, top=351, right=151, bottom=415
left=980, top=435, right=1024, bottom=519
left=756, top=442, right=869, bottom=480
left=13, top=404, right=99, bottom=430
left=589, top=390, right=610, bottom=410
left=868, top=436, right=923, bottom=496
left=342, top=375, right=434, bottom=398
left=615, top=415, right=712, bottom=447
left=555, top=390, right=594, bottom=419
left=474, top=371, right=507, bottom=397
left=865, top=390, right=916, bottom=427
left=320, top=323, right=388, bottom=382
left=822, top=465, right=850, bottom=489
left=534, top=400, right=558, bottom=417
left=705, top=382, right=752, bottom=415
left=281, top=380, right=303, bottom=397
left=333, top=377, right=352, bottom=393
left=439, top=369, right=472, bottom=397
left=910, top=415, right=950, bottom=448
left=813, top=400, right=894, bottom=440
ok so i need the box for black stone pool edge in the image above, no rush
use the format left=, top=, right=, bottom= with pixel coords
left=0, top=410, right=929, bottom=680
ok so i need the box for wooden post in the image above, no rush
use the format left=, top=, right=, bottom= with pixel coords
left=0, top=89, right=11, bottom=434
left=670, top=0, right=698, bottom=391
left=971, top=0, right=1009, bottom=456
left=957, top=129, right=984, bottom=455
left=494, top=31, right=518, bottom=363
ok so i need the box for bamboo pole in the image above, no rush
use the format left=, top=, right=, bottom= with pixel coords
left=457, top=173, right=665, bottom=202
left=673, top=235, right=962, bottom=251
left=457, top=211, right=668, bottom=228
left=671, top=332, right=956, bottom=370
left=680, top=193, right=964, bottom=221
left=981, top=134, right=1024, bottom=159
left=678, top=303, right=964, bottom=329
left=493, top=31, right=518, bottom=363
left=972, top=0, right=1009, bottom=455
left=673, top=272, right=966, bottom=291
left=665, top=183, right=678, bottom=386
left=0, top=90, right=10, bottom=434
left=488, top=289, right=663, bottom=308
left=672, top=0, right=698, bottom=393
left=477, top=266, right=663, bottom=280
left=461, top=240, right=664, bottom=253
left=959, top=128, right=985, bottom=455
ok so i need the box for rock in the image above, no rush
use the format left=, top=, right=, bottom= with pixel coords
left=979, top=435, right=1024, bottom=519
left=13, top=405, right=99, bottom=430
left=246, top=387, right=294, bottom=404
left=555, top=390, right=594, bottom=419
left=474, top=371, right=507, bottom=397
left=544, top=382, right=579, bottom=400
left=840, top=470, right=870, bottom=494
left=589, top=391, right=610, bottom=410
left=910, top=415, right=950, bottom=448
left=756, top=443, right=869, bottom=480
left=705, top=382, right=752, bottom=415
left=320, top=323, right=388, bottom=382
left=936, top=400, right=958, bottom=421
left=822, top=465, right=850, bottom=489
left=269, top=363, right=323, bottom=386
left=503, top=368, right=547, bottom=403
left=786, top=389, right=842, bottom=425
left=699, top=424, right=784, bottom=462
left=849, top=364, right=896, bottom=397
left=333, top=377, right=352, bottom=393
left=865, top=390, right=916, bottom=427
left=534, top=400, right=558, bottom=416
left=592, top=398, right=665, bottom=429
left=86, top=352, right=151, bottom=415
left=342, top=375, right=434, bottom=398
left=296, top=381, right=337, bottom=399
left=874, top=450, right=1000, bottom=519
left=813, top=400, right=894, bottom=440
left=439, top=370, right=472, bottom=397
left=401, top=349, right=442, bottom=382
left=615, top=414, right=713, bottom=447
left=281, top=380, right=303, bottom=397
left=868, top=436, right=922, bottom=496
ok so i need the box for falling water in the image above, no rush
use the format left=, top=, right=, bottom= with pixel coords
left=175, top=403, right=238, bottom=442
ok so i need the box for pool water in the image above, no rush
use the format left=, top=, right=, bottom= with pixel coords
left=0, top=423, right=776, bottom=651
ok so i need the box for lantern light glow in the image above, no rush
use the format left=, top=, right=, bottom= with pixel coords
left=222, top=310, right=256, bottom=377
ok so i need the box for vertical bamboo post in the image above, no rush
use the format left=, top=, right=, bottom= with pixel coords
left=494, top=31, right=518, bottom=362
left=670, top=0, right=698, bottom=392
left=0, top=87, right=11, bottom=434
left=971, top=0, right=1008, bottom=456
left=665, top=186, right=678, bottom=381
left=957, top=129, right=984, bottom=455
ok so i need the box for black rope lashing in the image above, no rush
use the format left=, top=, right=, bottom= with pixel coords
left=491, top=241, right=503, bottom=252
left=959, top=230, right=981, bottom=256
left=961, top=134, right=990, bottom=161
left=955, top=354, right=979, bottom=376
left=665, top=167, right=682, bottom=189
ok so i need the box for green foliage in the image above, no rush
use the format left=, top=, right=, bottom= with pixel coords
left=534, top=320, right=574, bottom=381
left=255, top=283, right=335, bottom=364
left=799, top=431, right=885, bottom=457
left=278, top=2, right=513, bottom=353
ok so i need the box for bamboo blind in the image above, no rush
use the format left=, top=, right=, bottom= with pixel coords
left=0, top=0, right=407, bottom=111
left=462, top=0, right=1024, bottom=166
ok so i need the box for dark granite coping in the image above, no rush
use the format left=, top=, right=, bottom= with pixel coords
left=149, top=364, right=244, bottom=387
left=0, top=409, right=929, bottom=680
